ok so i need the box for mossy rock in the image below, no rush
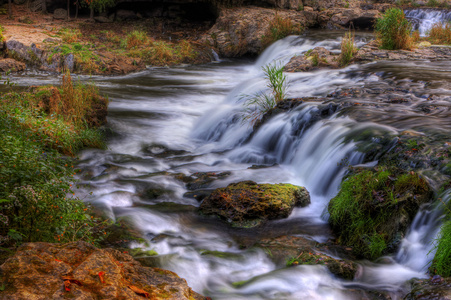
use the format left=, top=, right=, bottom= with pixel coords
left=328, top=167, right=433, bottom=260
left=199, top=181, right=310, bottom=228
left=100, top=217, right=148, bottom=248
left=287, top=252, right=357, bottom=280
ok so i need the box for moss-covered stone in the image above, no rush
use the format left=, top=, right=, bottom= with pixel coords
left=199, top=181, right=310, bottom=228
left=328, top=167, right=433, bottom=260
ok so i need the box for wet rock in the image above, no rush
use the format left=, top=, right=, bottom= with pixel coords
left=116, top=9, right=138, bottom=21
left=404, top=277, right=451, bottom=300
left=0, top=241, right=206, bottom=300
left=0, top=58, right=26, bottom=72
left=284, top=47, right=339, bottom=72
left=181, top=171, right=232, bottom=191
left=94, top=16, right=113, bottom=23
left=318, top=8, right=381, bottom=29
left=53, top=8, right=67, bottom=20
left=254, top=235, right=357, bottom=279
left=200, top=181, right=310, bottom=228
left=328, top=167, right=434, bottom=259
left=142, top=143, right=189, bottom=158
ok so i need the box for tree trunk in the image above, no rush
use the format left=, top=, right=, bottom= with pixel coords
left=75, top=0, right=78, bottom=19
left=67, top=0, right=70, bottom=19
left=8, top=0, right=12, bottom=19
left=90, top=5, right=94, bottom=20
left=42, top=0, right=47, bottom=13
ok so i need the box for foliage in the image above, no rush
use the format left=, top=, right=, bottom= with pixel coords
left=128, top=40, right=198, bottom=66
left=0, top=114, right=108, bottom=247
left=262, top=14, right=303, bottom=48
left=0, top=25, right=4, bottom=43
left=427, top=22, right=451, bottom=45
left=0, top=73, right=107, bottom=155
left=240, top=62, right=288, bottom=125
left=328, top=167, right=431, bottom=259
left=338, top=31, right=357, bottom=67
left=59, top=28, right=82, bottom=43
left=430, top=195, right=451, bottom=277
left=83, top=0, right=115, bottom=13
left=375, top=8, right=413, bottom=50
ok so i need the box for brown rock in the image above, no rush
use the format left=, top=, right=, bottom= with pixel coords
left=0, top=241, right=206, bottom=300
left=284, top=47, right=339, bottom=72
left=0, top=58, right=26, bottom=72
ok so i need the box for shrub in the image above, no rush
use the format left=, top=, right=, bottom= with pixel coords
left=262, top=14, right=303, bottom=48
left=427, top=22, right=451, bottom=45
left=375, top=8, right=413, bottom=50
left=241, top=62, right=288, bottom=124
left=338, top=31, right=357, bottom=66
left=0, top=25, right=4, bottom=43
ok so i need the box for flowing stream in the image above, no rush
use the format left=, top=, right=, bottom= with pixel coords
left=9, top=26, right=451, bottom=299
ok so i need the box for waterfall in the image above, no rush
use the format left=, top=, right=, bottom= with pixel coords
left=405, top=9, right=451, bottom=36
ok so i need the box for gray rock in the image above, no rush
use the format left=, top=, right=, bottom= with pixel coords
left=29, top=0, right=43, bottom=12
left=116, top=9, right=137, bottom=21
left=0, top=58, right=26, bottom=72
left=53, top=8, right=67, bottom=20
left=13, top=0, right=26, bottom=5
left=63, top=53, right=74, bottom=72
left=94, top=16, right=113, bottom=23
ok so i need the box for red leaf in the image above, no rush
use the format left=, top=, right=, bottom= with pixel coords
left=64, top=280, right=71, bottom=292
left=61, top=276, right=82, bottom=286
left=128, top=285, right=149, bottom=298
left=98, top=271, right=105, bottom=284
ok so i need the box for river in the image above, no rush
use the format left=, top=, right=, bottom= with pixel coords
left=8, top=20, right=451, bottom=299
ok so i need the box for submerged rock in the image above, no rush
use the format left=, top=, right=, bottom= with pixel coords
left=0, top=241, right=206, bottom=300
left=200, top=181, right=310, bottom=228
left=328, top=167, right=434, bottom=260
left=284, top=47, right=339, bottom=72
left=404, top=276, right=451, bottom=300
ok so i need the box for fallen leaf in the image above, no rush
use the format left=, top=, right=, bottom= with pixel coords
left=61, top=276, right=82, bottom=286
left=64, top=280, right=71, bottom=292
left=128, top=285, right=149, bottom=298
left=98, top=271, right=105, bottom=284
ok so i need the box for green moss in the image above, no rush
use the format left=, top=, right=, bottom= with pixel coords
left=328, top=167, right=432, bottom=259
left=430, top=195, right=451, bottom=277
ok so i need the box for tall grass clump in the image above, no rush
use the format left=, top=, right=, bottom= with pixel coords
left=262, top=14, right=303, bottom=48
left=430, top=194, right=451, bottom=277
left=427, top=22, right=451, bottom=45
left=338, top=31, right=358, bottom=66
left=375, top=8, right=413, bottom=50
left=241, top=62, right=288, bottom=125
left=122, top=30, right=148, bottom=49
left=59, top=28, right=82, bottom=43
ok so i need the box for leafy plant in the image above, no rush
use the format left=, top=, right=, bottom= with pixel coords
left=241, top=62, right=288, bottom=124
left=375, top=8, right=413, bottom=50
left=338, top=31, right=357, bottom=66
left=59, top=28, right=82, bottom=43
left=430, top=196, right=451, bottom=277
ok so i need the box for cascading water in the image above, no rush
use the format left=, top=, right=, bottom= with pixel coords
left=11, top=31, right=450, bottom=299
left=405, top=8, right=451, bottom=36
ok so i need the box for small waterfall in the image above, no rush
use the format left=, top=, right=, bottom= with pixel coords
left=211, top=49, right=221, bottom=62
left=405, top=9, right=451, bottom=36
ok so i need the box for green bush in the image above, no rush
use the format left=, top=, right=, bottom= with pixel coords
left=0, top=116, right=107, bottom=246
left=262, top=14, right=303, bottom=48
left=375, top=8, right=413, bottom=50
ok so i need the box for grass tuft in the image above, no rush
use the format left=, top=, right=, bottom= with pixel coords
left=427, top=22, right=451, bottom=45
left=338, top=31, right=357, bottom=67
left=375, top=8, right=413, bottom=50
left=262, top=14, right=303, bottom=48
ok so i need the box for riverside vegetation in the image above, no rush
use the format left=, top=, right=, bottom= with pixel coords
left=0, top=73, right=109, bottom=255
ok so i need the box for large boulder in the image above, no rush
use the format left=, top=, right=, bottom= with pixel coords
left=200, top=181, right=310, bottom=227
left=53, top=8, right=67, bottom=20
left=328, top=167, right=433, bottom=260
left=318, top=8, right=381, bottom=29
left=0, top=58, right=26, bottom=72
left=204, top=7, right=313, bottom=57
left=0, top=241, right=206, bottom=300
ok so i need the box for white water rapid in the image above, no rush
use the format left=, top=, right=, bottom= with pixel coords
left=405, top=8, right=451, bottom=36
left=10, top=30, right=448, bottom=299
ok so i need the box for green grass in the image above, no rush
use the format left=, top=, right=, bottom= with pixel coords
left=430, top=195, right=451, bottom=277
left=240, top=62, right=288, bottom=125
left=427, top=22, right=451, bottom=45
left=59, top=28, right=82, bottom=43
left=375, top=8, right=413, bottom=50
